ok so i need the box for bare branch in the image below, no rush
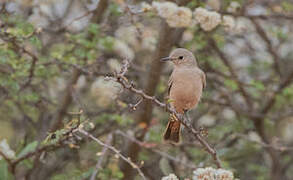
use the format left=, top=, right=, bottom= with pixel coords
left=209, top=38, right=253, bottom=108
left=251, top=19, right=282, bottom=77
left=115, top=130, right=197, bottom=169
left=90, top=133, right=113, bottom=180
left=77, top=129, right=147, bottom=180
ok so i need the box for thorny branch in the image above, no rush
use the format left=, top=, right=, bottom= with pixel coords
left=110, top=60, right=222, bottom=168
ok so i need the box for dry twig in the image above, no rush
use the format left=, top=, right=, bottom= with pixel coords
left=90, top=133, right=113, bottom=180
left=76, top=129, right=147, bottom=180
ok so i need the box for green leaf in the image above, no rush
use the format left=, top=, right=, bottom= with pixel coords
left=0, top=160, right=12, bottom=180
left=250, top=80, right=265, bottom=91
left=88, top=23, right=100, bottom=36
left=282, top=1, right=293, bottom=11
left=98, top=36, right=115, bottom=51
left=167, top=98, right=175, bottom=103
left=224, top=79, right=238, bottom=91
left=109, top=3, right=122, bottom=16
left=17, top=141, right=38, bottom=158
left=29, top=36, right=42, bottom=49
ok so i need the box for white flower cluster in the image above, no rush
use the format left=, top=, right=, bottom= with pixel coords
left=0, top=139, right=15, bottom=160
left=194, top=7, right=221, bottom=31
left=144, top=2, right=240, bottom=32
left=152, top=2, right=192, bottom=28
left=227, top=1, right=241, bottom=13
left=193, top=167, right=234, bottom=180
left=113, top=39, right=135, bottom=61
left=222, top=15, right=236, bottom=31
left=161, top=173, right=179, bottom=180
left=115, top=25, right=157, bottom=51
left=141, top=2, right=153, bottom=12
left=90, top=77, right=122, bottom=108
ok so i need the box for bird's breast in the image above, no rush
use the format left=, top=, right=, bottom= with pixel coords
left=169, top=69, right=203, bottom=113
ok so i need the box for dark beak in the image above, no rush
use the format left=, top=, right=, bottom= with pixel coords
left=160, top=57, right=173, bottom=62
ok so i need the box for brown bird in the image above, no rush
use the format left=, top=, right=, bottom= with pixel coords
left=161, top=48, right=206, bottom=143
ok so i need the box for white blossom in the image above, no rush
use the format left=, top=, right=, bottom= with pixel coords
left=115, top=26, right=139, bottom=48
left=193, top=167, right=234, bottom=180
left=0, top=139, right=15, bottom=160
left=193, top=167, right=215, bottom=180
left=107, top=58, right=122, bottom=72
left=194, top=7, right=221, bottom=31
left=215, top=169, right=234, bottom=180
left=113, top=39, right=135, bottom=61
left=141, top=2, right=152, bottom=12
left=90, top=77, right=122, bottom=107
left=152, top=2, right=178, bottom=19
left=227, top=1, right=240, bottom=13
left=234, top=18, right=251, bottom=33
left=207, top=0, right=221, bottom=11
left=161, top=173, right=179, bottom=180
left=152, top=2, right=192, bottom=28
left=222, top=15, right=235, bottom=31
left=166, top=7, right=192, bottom=28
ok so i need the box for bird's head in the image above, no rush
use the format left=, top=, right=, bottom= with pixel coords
left=161, top=48, right=197, bottom=67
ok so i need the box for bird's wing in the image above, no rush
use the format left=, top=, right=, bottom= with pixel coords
left=200, top=70, right=206, bottom=89
left=168, top=73, right=173, bottom=96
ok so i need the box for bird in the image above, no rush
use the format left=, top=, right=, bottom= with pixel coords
left=161, top=48, right=206, bottom=144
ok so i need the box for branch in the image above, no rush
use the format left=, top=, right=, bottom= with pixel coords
left=110, top=60, right=222, bottom=168
left=90, top=133, right=113, bottom=180
left=0, top=149, right=12, bottom=167
left=222, top=12, right=293, bottom=21
left=50, top=68, right=81, bottom=132
left=0, top=33, right=39, bottom=90
left=209, top=38, right=253, bottom=108
left=251, top=19, right=282, bottom=77
left=115, top=130, right=197, bottom=169
left=233, top=133, right=293, bottom=152
left=76, top=129, right=147, bottom=180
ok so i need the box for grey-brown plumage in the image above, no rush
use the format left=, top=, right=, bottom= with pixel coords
left=161, top=48, right=206, bottom=143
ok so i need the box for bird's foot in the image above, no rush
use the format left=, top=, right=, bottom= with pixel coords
left=170, top=113, right=178, bottom=122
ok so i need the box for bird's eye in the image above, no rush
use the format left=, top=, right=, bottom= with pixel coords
left=178, top=56, right=184, bottom=60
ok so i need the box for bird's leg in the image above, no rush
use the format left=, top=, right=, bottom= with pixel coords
left=183, top=109, right=191, bottom=126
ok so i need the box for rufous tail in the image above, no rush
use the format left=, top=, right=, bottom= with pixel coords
left=163, top=115, right=181, bottom=143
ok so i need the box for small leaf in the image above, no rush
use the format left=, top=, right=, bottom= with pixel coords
left=224, top=79, right=238, bottom=91
left=29, top=36, right=42, bottom=49
left=0, top=160, right=12, bottom=180
left=251, top=80, right=265, bottom=91
left=167, top=99, right=175, bottom=103
left=17, top=141, right=38, bottom=158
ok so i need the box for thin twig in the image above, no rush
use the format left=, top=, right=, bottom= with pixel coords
left=115, top=130, right=197, bottom=169
left=233, top=133, right=293, bottom=152
left=77, top=129, right=147, bottom=180
left=90, top=133, right=113, bottom=180
left=0, top=149, right=12, bottom=165
left=251, top=19, right=282, bottom=77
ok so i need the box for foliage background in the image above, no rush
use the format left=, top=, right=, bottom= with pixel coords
left=0, top=0, right=293, bottom=179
